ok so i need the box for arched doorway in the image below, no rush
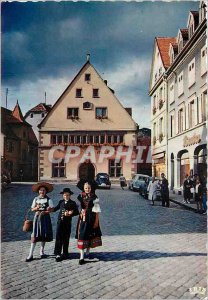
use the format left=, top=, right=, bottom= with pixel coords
left=178, top=150, right=190, bottom=186
left=78, top=160, right=95, bottom=181
left=170, top=153, right=174, bottom=190
left=194, top=145, right=207, bottom=181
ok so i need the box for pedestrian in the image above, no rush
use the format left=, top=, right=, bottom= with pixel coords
left=52, top=188, right=79, bottom=262
left=119, top=174, right=127, bottom=190
left=194, top=178, right=203, bottom=214
left=25, top=182, right=54, bottom=262
left=160, top=173, right=170, bottom=207
left=75, top=182, right=102, bottom=265
left=147, top=176, right=160, bottom=206
left=183, top=175, right=194, bottom=204
left=201, top=176, right=207, bottom=214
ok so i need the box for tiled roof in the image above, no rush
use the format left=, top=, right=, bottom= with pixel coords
left=12, top=101, right=24, bottom=123
left=24, top=103, right=52, bottom=118
left=156, top=37, right=177, bottom=69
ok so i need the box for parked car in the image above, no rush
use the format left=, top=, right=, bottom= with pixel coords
left=95, top=173, right=111, bottom=189
left=128, top=174, right=149, bottom=191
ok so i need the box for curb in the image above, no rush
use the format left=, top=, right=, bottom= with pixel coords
left=169, top=198, right=197, bottom=212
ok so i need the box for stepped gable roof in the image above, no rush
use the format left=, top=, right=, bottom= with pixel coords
left=156, top=37, right=177, bottom=69
left=190, top=10, right=199, bottom=25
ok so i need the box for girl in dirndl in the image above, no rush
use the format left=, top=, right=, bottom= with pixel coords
left=25, top=182, right=54, bottom=262
left=75, top=182, right=102, bottom=265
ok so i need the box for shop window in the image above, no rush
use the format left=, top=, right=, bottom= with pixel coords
left=180, top=152, right=190, bottom=186
left=109, top=159, right=122, bottom=177
left=95, top=107, right=107, bottom=119
left=85, top=74, right=91, bottom=81
left=76, top=89, right=82, bottom=98
left=52, top=159, right=65, bottom=177
left=93, top=89, right=99, bottom=98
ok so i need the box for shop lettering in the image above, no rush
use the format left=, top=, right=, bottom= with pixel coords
left=183, top=134, right=201, bottom=147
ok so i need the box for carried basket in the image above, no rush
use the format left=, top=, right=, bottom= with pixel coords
left=23, top=209, right=33, bottom=232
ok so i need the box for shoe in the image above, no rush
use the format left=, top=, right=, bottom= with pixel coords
left=25, top=256, right=33, bottom=262
left=79, top=259, right=85, bottom=265
left=40, top=254, right=47, bottom=259
left=187, top=200, right=190, bottom=204
left=56, top=255, right=62, bottom=262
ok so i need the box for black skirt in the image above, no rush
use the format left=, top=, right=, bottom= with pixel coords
left=31, top=212, right=53, bottom=243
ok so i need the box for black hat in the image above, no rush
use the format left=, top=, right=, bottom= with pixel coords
left=76, top=179, right=98, bottom=192
left=60, top=188, right=74, bottom=195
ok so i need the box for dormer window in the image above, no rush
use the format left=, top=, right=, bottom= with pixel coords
left=30, top=113, right=33, bottom=118
left=85, top=74, right=91, bottom=81
left=41, top=113, right=45, bottom=118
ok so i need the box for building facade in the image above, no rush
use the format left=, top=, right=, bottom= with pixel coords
left=38, top=58, right=138, bottom=182
left=137, top=128, right=152, bottom=176
left=149, top=1, right=207, bottom=190
left=1, top=102, right=38, bottom=181
left=25, top=103, right=52, bottom=139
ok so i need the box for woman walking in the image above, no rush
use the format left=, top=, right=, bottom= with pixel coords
left=75, top=182, right=102, bottom=265
left=25, top=182, right=54, bottom=262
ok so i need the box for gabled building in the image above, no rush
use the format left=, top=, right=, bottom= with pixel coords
left=149, top=0, right=207, bottom=190
left=25, top=103, right=52, bottom=139
left=149, top=36, right=176, bottom=177
left=38, top=57, right=138, bottom=181
left=1, top=101, right=38, bottom=181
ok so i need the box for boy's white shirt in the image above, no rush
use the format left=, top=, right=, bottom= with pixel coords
left=92, top=198, right=101, bottom=213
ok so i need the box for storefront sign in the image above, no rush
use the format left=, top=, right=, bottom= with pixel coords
left=183, top=134, right=201, bottom=147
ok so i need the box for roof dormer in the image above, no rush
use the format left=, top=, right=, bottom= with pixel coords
left=199, top=1, right=207, bottom=23
left=187, top=11, right=199, bottom=39
left=169, top=43, right=178, bottom=64
left=177, top=29, right=188, bottom=53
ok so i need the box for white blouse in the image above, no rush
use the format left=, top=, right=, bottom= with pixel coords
left=31, top=196, right=54, bottom=210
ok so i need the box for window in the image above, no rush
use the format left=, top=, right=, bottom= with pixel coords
left=178, top=108, right=184, bottom=133
left=153, top=95, right=157, bottom=108
left=83, top=102, right=93, bottom=110
left=178, top=72, right=184, bottom=97
left=178, top=38, right=183, bottom=53
left=76, top=135, right=81, bottom=144
left=95, top=136, right=99, bottom=143
left=93, top=89, right=99, bottom=98
left=119, top=135, right=124, bottom=143
left=85, top=74, right=91, bottom=81
left=170, top=114, right=175, bottom=137
left=67, top=108, right=79, bottom=118
left=89, top=136, right=94, bottom=143
left=41, top=113, right=45, bottom=118
left=112, top=135, right=118, bottom=143
left=82, top=136, right=87, bottom=144
left=153, top=122, right=156, bottom=138
left=159, top=117, right=164, bottom=135
left=51, top=135, right=57, bottom=144
left=200, top=2, right=207, bottom=22
left=30, top=113, right=33, bottom=118
left=96, top=107, right=107, bottom=119
left=63, top=135, right=68, bottom=144
left=6, top=141, right=14, bottom=152
left=202, top=91, right=207, bottom=122
left=52, top=159, right=65, bottom=177
left=170, top=84, right=174, bottom=104
left=201, top=46, right=207, bottom=76
left=76, top=88, right=82, bottom=98
left=107, top=135, right=112, bottom=143
left=109, top=159, right=122, bottom=177
left=70, top=135, right=75, bottom=144
left=100, top=135, right=105, bottom=144
left=189, top=101, right=195, bottom=128
left=57, top=135, right=62, bottom=144
left=188, top=58, right=195, bottom=88
left=159, top=87, right=163, bottom=100
left=189, top=22, right=194, bottom=39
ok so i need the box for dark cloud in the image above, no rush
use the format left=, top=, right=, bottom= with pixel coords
left=1, top=1, right=199, bottom=127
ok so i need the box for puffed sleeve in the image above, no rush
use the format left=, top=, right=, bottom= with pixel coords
left=48, top=198, right=54, bottom=208
left=31, top=197, right=37, bottom=208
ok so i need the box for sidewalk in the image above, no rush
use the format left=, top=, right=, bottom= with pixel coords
left=169, top=191, right=198, bottom=212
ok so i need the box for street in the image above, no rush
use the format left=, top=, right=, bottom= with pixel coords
left=1, top=184, right=207, bottom=299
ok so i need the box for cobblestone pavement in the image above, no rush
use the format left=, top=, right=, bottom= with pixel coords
left=1, top=184, right=207, bottom=299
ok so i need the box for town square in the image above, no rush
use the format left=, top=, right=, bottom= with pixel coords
left=1, top=0, right=207, bottom=299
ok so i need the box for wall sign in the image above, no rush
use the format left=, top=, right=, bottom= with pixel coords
left=183, top=134, right=201, bottom=147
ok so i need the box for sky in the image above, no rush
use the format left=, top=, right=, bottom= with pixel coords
left=1, top=1, right=199, bottom=128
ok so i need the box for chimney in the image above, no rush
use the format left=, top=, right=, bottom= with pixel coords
left=86, top=53, right=90, bottom=62
left=104, top=80, right=108, bottom=85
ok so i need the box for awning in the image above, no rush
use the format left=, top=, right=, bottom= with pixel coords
left=152, top=152, right=165, bottom=159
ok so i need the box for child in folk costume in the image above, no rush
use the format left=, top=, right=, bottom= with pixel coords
left=75, top=182, right=102, bottom=265
left=26, top=182, right=54, bottom=262
left=52, top=188, right=79, bottom=262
